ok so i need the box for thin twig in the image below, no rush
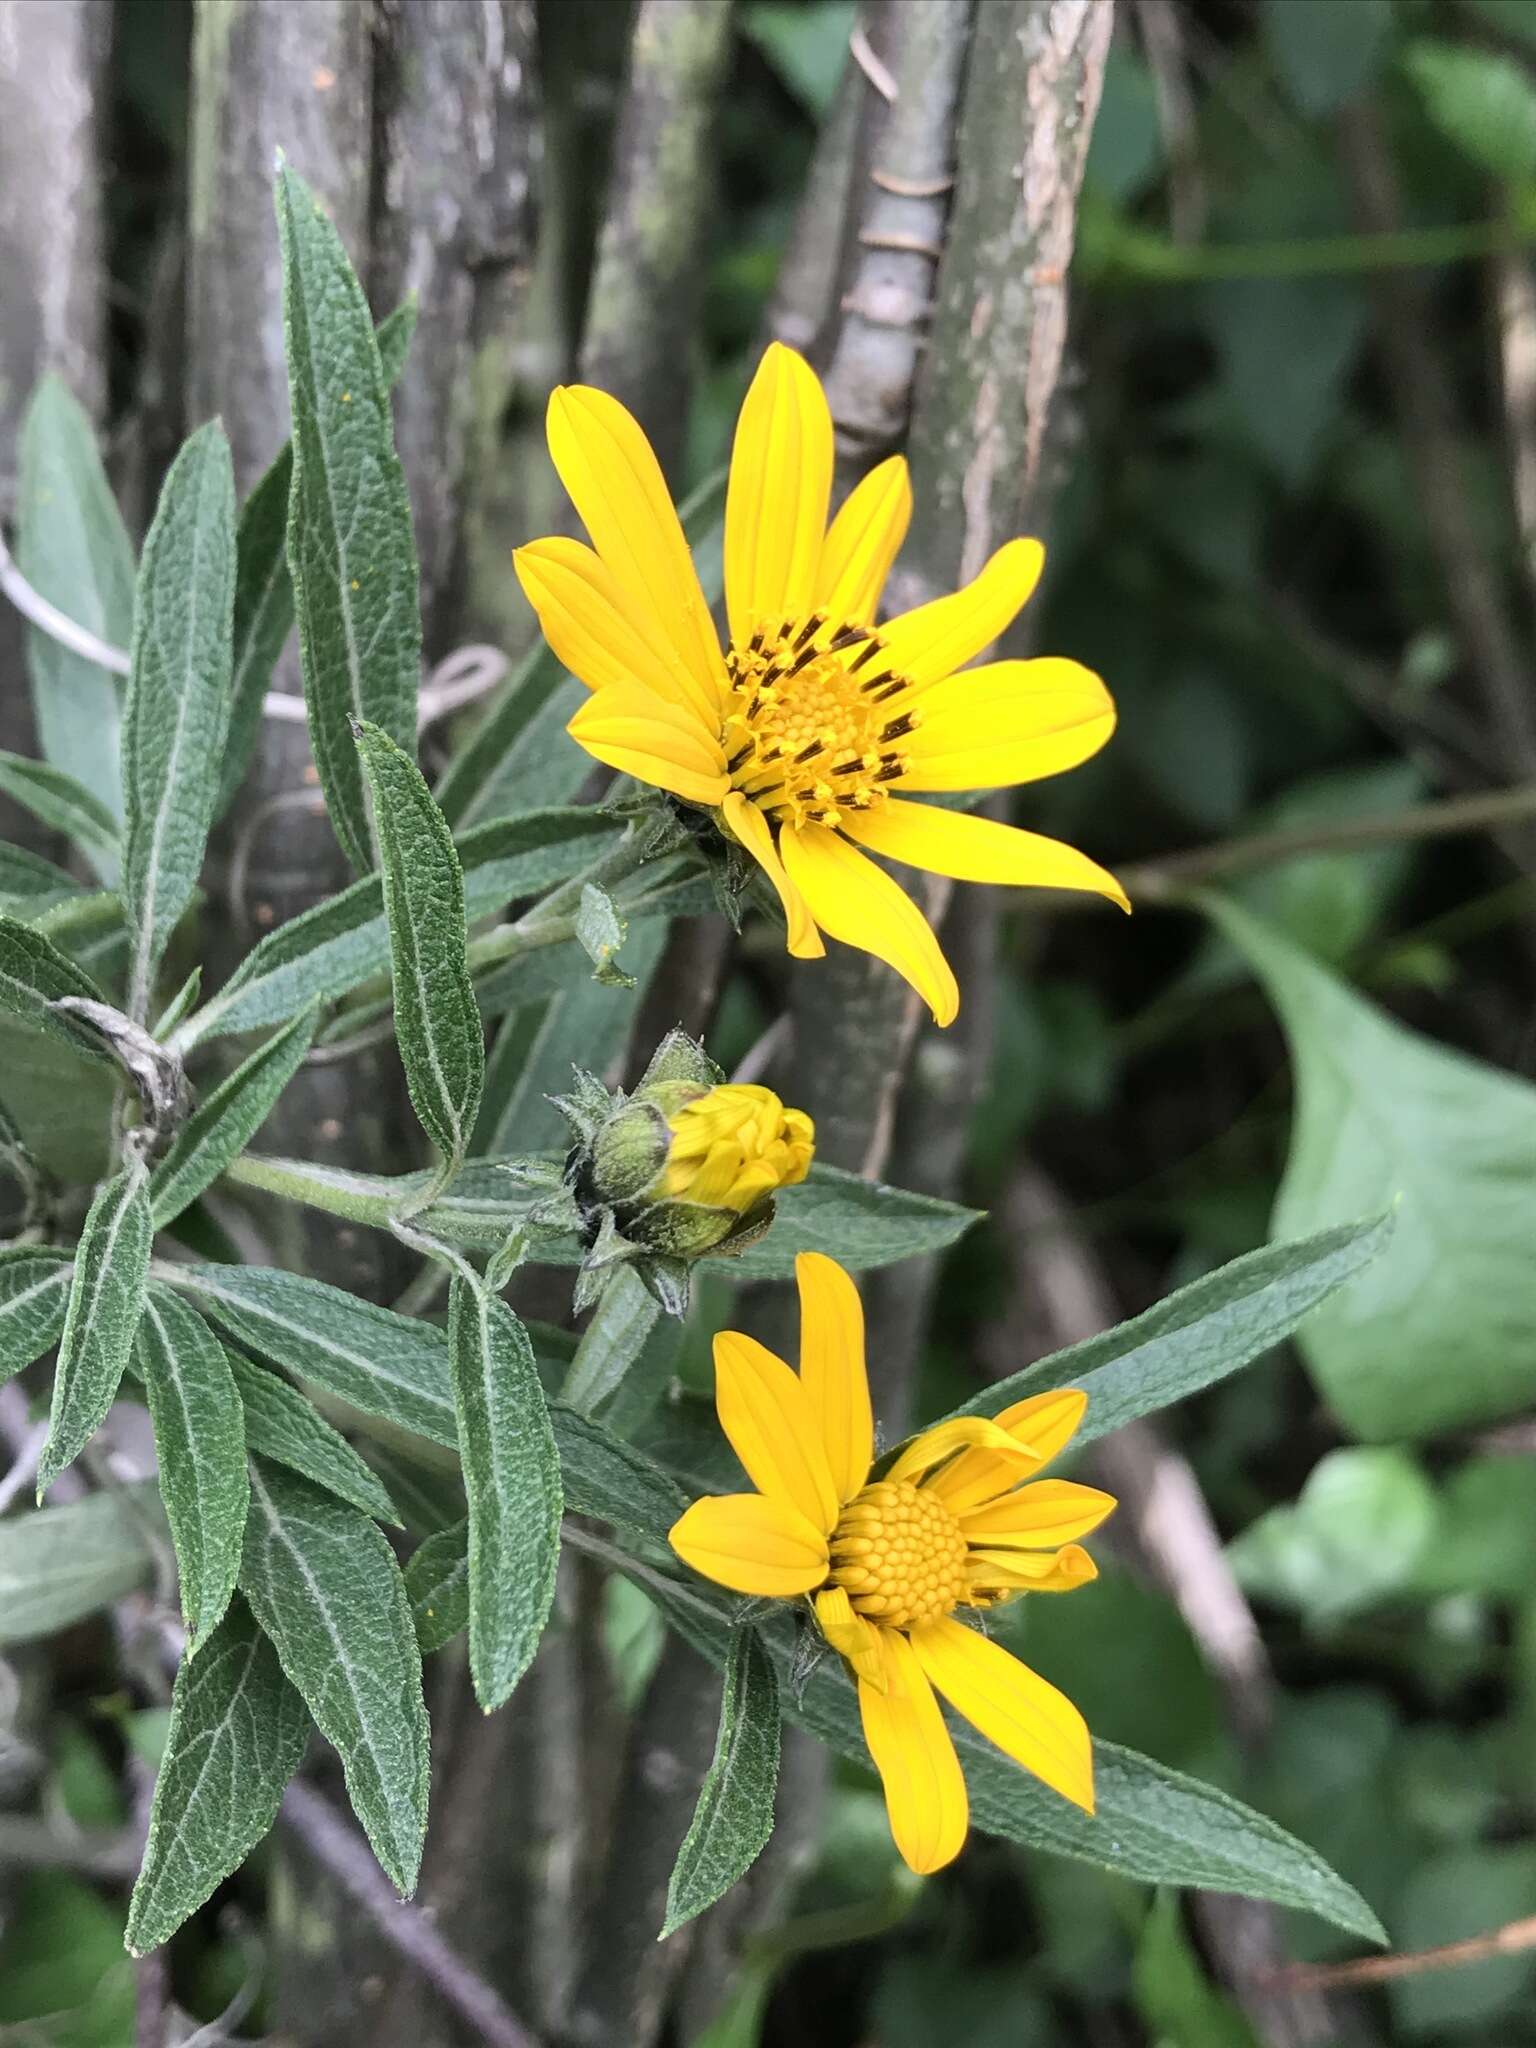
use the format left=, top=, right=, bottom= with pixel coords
left=0, top=524, right=131, bottom=674
left=1261, top=1917, right=1536, bottom=1991
left=279, top=1778, right=541, bottom=2048
left=1494, top=250, right=1536, bottom=592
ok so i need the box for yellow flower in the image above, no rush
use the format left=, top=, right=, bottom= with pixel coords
left=657, top=1083, right=814, bottom=1214
left=515, top=344, right=1127, bottom=1028
left=668, top=1252, right=1114, bottom=1874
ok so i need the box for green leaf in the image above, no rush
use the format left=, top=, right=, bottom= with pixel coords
left=39, top=1162, right=153, bottom=1493
left=947, top=1211, right=1394, bottom=1443
left=186, top=806, right=621, bottom=1045
left=355, top=722, right=483, bottom=1180
left=276, top=161, right=420, bottom=872
left=135, top=1287, right=249, bottom=1650
left=561, top=1265, right=661, bottom=1414
left=743, top=1, right=856, bottom=117
left=1228, top=1447, right=1437, bottom=1625
left=16, top=375, right=135, bottom=820
left=575, top=882, right=634, bottom=986
left=1133, top=1892, right=1259, bottom=2048
left=662, top=1625, right=781, bottom=1938
left=724, top=1163, right=982, bottom=1280
left=1263, top=0, right=1389, bottom=116
left=553, top=1405, right=690, bottom=1539
left=0, top=1249, right=74, bottom=1386
left=0, top=840, right=83, bottom=913
left=150, top=1006, right=317, bottom=1227
left=125, top=1597, right=309, bottom=1955
left=120, top=421, right=237, bottom=1017
left=0, top=912, right=110, bottom=1056
left=227, top=1348, right=399, bottom=1524
left=219, top=301, right=418, bottom=819
left=240, top=1458, right=429, bottom=1893
left=0, top=1485, right=163, bottom=1646
left=0, top=752, right=120, bottom=885
left=447, top=1274, right=561, bottom=1710
left=1208, top=894, right=1536, bottom=1437
left=1405, top=37, right=1536, bottom=181
left=640, top=1569, right=1385, bottom=1942
left=405, top=1520, right=469, bottom=1653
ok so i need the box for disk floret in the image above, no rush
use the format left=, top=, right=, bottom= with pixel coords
left=830, top=1478, right=970, bottom=1630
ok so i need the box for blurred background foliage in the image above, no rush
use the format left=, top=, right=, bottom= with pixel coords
left=9, top=0, right=1536, bottom=2043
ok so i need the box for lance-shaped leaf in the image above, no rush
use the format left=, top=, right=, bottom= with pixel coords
left=39, top=1161, right=153, bottom=1493
left=135, top=1287, right=249, bottom=1650
left=662, top=1625, right=781, bottom=1938
left=723, top=1164, right=982, bottom=1281
left=16, top=375, right=135, bottom=820
left=219, top=301, right=418, bottom=819
left=227, top=1348, right=399, bottom=1524
left=447, top=1273, right=561, bottom=1710
left=150, top=1005, right=317, bottom=1227
left=355, top=721, right=483, bottom=1181
left=0, top=913, right=110, bottom=1056
left=120, top=421, right=237, bottom=1018
left=0, top=842, right=83, bottom=913
left=240, top=1459, right=429, bottom=1894
left=126, top=1598, right=309, bottom=1955
left=0, top=1250, right=73, bottom=1385
left=0, top=752, right=120, bottom=884
left=945, top=1211, right=1395, bottom=1444
left=405, top=1520, right=469, bottom=1653
left=0, top=1485, right=164, bottom=1646
left=276, top=161, right=419, bottom=872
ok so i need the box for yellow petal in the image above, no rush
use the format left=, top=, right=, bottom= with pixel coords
left=669, top=1492, right=829, bottom=1597
left=925, top=1389, right=1089, bottom=1515
left=965, top=1543, right=1099, bottom=1594
left=898, top=659, right=1116, bottom=794
left=796, top=1252, right=873, bottom=1505
left=512, top=537, right=694, bottom=706
left=779, top=822, right=959, bottom=1027
left=842, top=800, right=1129, bottom=913
left=546, top=384, right=723, bottom=714
left=720, top=792, right=826, bottom=960
left=886, top=1415, right=1043, bottom=1487
left=877, top=538, right=1044, bottom=690
left=815, top=1585, right=885, bottom=1688
left=568, top=687, right=729, bottom=806
left=958, top=1479, right=1117, bottom=1548
left=858, top=1628, right=969, bottom=1874
left=909, top=1613, right=1094, bottom=1814
left=724, top=343, right=834, bottom=647
left=713, top=1329, right=839, bottom=1535
left=816, top=455, right=912, bottom=625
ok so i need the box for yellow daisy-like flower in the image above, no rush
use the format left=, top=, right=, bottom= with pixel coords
left=515, top=344, right=1127, bottom=1027
left=668, top=1252, right=1115, bottom=1874
left=657, top=1083, right=814, bottom=1214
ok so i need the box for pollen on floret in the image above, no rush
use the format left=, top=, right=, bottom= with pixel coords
left=829, top=1478, right=969, bottom=1630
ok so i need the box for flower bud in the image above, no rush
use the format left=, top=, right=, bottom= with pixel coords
left=656, top=1084, right=814, bottom=1216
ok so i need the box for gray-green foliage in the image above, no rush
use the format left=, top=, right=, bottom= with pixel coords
left=0, top=912, right=110, bottom=1056
left=120, top=421, right=236, bottom=1018
left=150, top=1005, right=317, bottom=1226
left=38, top=1161, right=153, bottom=1493
left=0, top=1485, right=163, bottom=1646
left=135, top=1287, right=249, bottom=1649
left=405, top=1520, right=469, bottom=1653
left=0, top=751, right=120, bottom=884
left=240, top=1458, right=429, bottom=1894
left=662, top=1625, right=781, bottom=1938
left=355, top=722, right=483, bottom=1182
left=275, top=161, right=420, bottom=873
left=447, top=1273, right=561, bottom=1710
left=226, top=1349, right=399, bottom=1524
left=0, top=1249, right=74, bottom=1384
left=126, top=1599, right=309, bottom=1955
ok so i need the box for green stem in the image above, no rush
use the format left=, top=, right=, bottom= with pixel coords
left=1089, top=210, right=1536, bottom=286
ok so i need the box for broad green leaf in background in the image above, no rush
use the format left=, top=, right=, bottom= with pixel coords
left=125, top=1598, right=309, bottom=1955
left=1133, top=1892, right=1259, bottom=2048
left=0, top=752, right=120, bottom=885
left=0, top=1485, right=164, bottom=1646
left=0, top=840, right=83, bottom=913
left=183, top=805, right=621, bottom=1046
left=1390, top=1845, right=1536, bottom=2036
left=240, top=1458, right=430, bottom=1894
left=1227, top=1447, right=1438, bottom=1626
left=447, top=1273, right=561, bottom=1710
left=355, top=722, right=482, bottom=1183
left=662, top=1624, right=781, bottom=1938
left=949, top=1211, right=1393, bottom=1445
left=0, top=1248, right=74, bottom=1384
left=120, top=420, right=237, bottom=1018
left=38, top=1162, right=153, bottom=1493
left=742, top=2, right=854, bottom=117
left=276, top=161, right=420, bottom=873
left=150, top=1004, right=317, bottom=1226
left=1404, top=38, right=1536, bottom=182
left=135, top=1287, right=249, bottom=1649
left=1208, top=895, right=1536, bottom=1438
left=226, top=1347, right=399, bottom=1524
left=0, top=912, right=110, bottom=1056
left=405, top=1519, right=469, bottom=1653
left=219, top=300, right=418, bottom=818
left=1263, top=0, right=1390, bottom=116
left=16, top=376, right=135, bottom=820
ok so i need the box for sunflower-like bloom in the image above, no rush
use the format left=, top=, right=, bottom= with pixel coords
left=515, top=345, right=1127, bottom=1027
left=668, top=1252, right=1115, bottom=1873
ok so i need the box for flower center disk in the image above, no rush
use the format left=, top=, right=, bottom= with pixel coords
left=723, top=613, right=917, bottom=829
left=829, top=1478, right=969, bottom=1629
